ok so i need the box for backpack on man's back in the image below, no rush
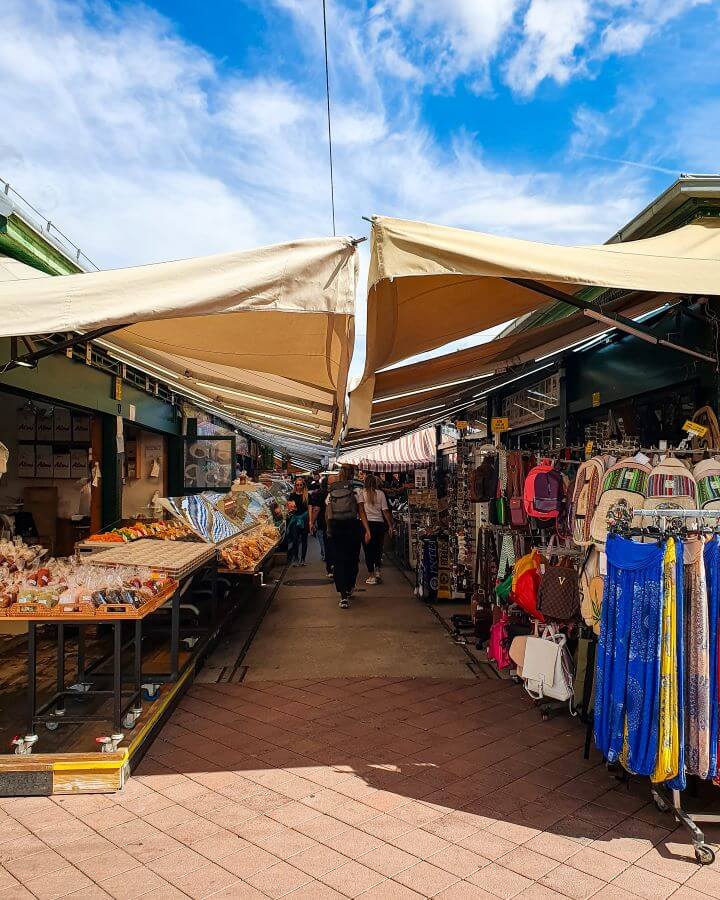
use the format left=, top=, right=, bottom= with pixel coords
left=328, top=481, right=358, bottom=521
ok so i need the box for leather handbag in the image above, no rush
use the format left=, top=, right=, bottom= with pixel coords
left=537, top=557, right=580, bottom=621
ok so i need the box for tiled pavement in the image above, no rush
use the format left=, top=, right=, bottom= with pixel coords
left=1, top=674, right=719, bottom=899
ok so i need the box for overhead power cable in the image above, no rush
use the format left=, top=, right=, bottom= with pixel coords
left=322, top=0, right=336, bottom=236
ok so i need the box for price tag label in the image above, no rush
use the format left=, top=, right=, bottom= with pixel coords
left=585, top=440, right=594, bottom=459
left=592, top=392, right=601, bottom=407
left=455, top=420, right=468, bottom=431
left=491, top=417, right=509, bottom=433
left=683, top=420, right=708, bottom=438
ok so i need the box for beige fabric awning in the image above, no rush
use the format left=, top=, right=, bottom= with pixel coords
left=348, top=216, right=720, bottom=429
left=0, top=238, right=358, bottom=443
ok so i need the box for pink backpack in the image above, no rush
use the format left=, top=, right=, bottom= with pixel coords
left=523, top=459, right=564, bottom=520
left=487, top=611, right=511, bottom=669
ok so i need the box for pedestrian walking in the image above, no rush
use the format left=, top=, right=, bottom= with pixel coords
left=361, top=473, right=394, bottom=584
left=309, top=476, right=333, bottom=577
left=326, top=464, right=370, bottom=608
left=287, top=476, right=309, bottom=565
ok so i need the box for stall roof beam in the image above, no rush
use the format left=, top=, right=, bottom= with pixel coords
left=505, top=278, right=716, bottom=366
left=3, top=325, right=128, bottom=373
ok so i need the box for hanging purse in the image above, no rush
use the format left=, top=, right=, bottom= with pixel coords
left=537, top=555, right=580, bottom=621
left=579, top=546, right=604, bottom=635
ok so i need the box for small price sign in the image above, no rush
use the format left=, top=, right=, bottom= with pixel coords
left=592, top=392, right=601, bottom=407
left=585, top=440, right=594, bottom=459
left=491, top=417, right=510, bottom=434
left=683, top=420, right=708, bottom=439
left=455, top=420, right=469, bottom=431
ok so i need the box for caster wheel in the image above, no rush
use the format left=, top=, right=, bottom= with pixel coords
left=122, top=714, right=136, bottom=730
left=45, top=721, right=59, bottom=732
left=695, top=844, right=715, bottom=866
left=653, top=795, right=670, bottom=813
left=142, top=684, right=160, bottom=702
left=541, top=711, right=550, bottom=722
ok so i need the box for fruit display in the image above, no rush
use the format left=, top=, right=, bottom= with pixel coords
left=0, top=556, right=176, bottom=615
left=87, top=520, right=196, bottom=543
left=219, top=524, right=280, bottom=571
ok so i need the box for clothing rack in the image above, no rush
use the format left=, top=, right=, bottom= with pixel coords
left=609, top=510, right=719, bottom=866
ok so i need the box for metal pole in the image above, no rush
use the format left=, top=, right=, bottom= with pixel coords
left=27, top=624, right=37, bottom=735
left=113, top=623, right=122, bottom=731
left=56, top=623, right=65, bottom=715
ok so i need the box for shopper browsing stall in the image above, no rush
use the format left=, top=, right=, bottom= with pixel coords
left=326, top=464, right=371, bottom=608
left=361, top=474, right=394, bottom=584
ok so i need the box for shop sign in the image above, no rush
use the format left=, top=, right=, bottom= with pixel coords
left=455, top=420, right=468, bottom=431
left=592, top=392, right=601, bottom=407
left=414, top=469, right=429, bottom=489
left=683, top=420, right=708, bottom=439
left=113, top=376, right=123, bottom=402
left=491, top=417, right=509, bottom=433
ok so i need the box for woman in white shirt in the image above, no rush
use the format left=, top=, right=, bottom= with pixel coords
left=361, top=474, right=394, bottom=584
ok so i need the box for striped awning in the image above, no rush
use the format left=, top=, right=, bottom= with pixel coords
left=336, top=427, right=436, bottom=472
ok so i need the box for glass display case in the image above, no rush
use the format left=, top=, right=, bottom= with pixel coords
left=183, top=437, right=236, bottom=492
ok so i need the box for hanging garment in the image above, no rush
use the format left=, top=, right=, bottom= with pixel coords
left=497, top=533, right=516, bottom=583
left=705, top=536, right=720, bottom=780
left=652, top=538, right=679, bottom=783
left=595, top=534, right=665, bottom=773
left=667, top=539, right=685, bottom=791
left=683, top=538, right=710, bottom=780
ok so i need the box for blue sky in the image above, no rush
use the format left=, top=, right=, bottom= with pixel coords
left=1, top=0, right=718, bottom=373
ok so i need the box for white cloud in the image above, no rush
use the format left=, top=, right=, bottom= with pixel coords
left=505, top=0, right=593, bottom=96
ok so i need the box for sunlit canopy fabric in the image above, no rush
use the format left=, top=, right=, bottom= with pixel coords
left=348, top=216, right=720, bottom=429
left=337, top=427, right=436, bottom=471
left=0, top=238, right=358, bottom=443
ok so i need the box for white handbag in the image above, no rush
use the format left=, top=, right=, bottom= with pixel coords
left=522, top=625, right=576, bottom=713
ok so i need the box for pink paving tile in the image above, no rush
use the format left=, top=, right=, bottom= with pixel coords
left=73, top=849, right=140, bottom=882
left=421, top=813, right=482, bottom=844
left=319, top=859, right=386, bottom=897
left=164, top=814, right=225, bottom=845
left=285, top=882, right=347, bottom=899
left=4, top=849, right=68, bottom=882
left=497, top=847, right=559, bottom=880
left=246, top=860, right=313, bottom=898
left=100, top=865, right=177, bottom=899
left=296, top=813, right=351, bottom=842
left=524, top=832, right=584, bottom=864
left=394, top=859, right=461, bottom=895
left=485, top=819, right=542, bottom=845
left=59, top=889, right=113, bottom=900
left=104, top=820, right=182, bottom=864
left=566, top=846, right=629, bottom=882
left=457, top=831, right=517, bottom=862
left=633, top=839, right=702, bottom=884
left=389, top=827, right=452, bottom=858
left=146, top=846, right=208, bottom=879
left=0, top=835, right=47, bottom=864
left=357, top=842, right=420, bottom=877
left=167, top=861, right=240, bottom=898
left=325, top=827, right=384, bottom=860
left=685, top=865, right=720, bottom=899
left=190, top=829, right=251, bottom=862
left=219, top=844, right=282, bottom=879
left=56, top=834, right=115, bottom=864
left=359, top=815, right=415, bottom=842
left=427, top=844, right=490, bottom=879
left=539, top=863, right=606, bottom=899
left=468, top=863, right=533, bottom=899
left=251, top=826, right=318, bottom=860
left=611, top=865, right=681, bottom=899
left=435, top=882, right=498, bottom=899
left=289, top=843, right=352, bottom=877
left=25, top=866, right=92, bottom=900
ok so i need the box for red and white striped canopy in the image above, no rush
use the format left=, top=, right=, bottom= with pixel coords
left=336, top=427, right=436, bottom=472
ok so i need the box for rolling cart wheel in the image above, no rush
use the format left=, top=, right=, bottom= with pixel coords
left=45, top=721, right=59, bottom=732
left=122, top=713, right=136, bottom=730
left=142, top=684, right=160, bottom=702
left=11, top=735, right=38, bottom=755
left=653, top=795, right=670, bottom=813
left=695, top=844, right=715, bottom=866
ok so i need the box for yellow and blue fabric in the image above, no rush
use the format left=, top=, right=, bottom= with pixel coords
left=666, top=538, right=685, bottom=790
left=652, top=538, right=680, bottom=784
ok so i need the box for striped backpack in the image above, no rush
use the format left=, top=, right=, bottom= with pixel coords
left=569, top=457, right=608, bottom=545
left=589, top=457, right=651, bottom=544
left=694, top=458, right=720, bottom=510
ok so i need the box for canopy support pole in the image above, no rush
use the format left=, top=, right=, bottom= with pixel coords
left=505, top=278, right=717, bottom=366
left=3, top=324, right=129, bottom=374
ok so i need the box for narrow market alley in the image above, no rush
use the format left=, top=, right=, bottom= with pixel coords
left=0, top=549, right=718, bottom=900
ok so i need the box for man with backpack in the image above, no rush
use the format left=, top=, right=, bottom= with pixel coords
left=326, top=464, right=371, bottom=608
